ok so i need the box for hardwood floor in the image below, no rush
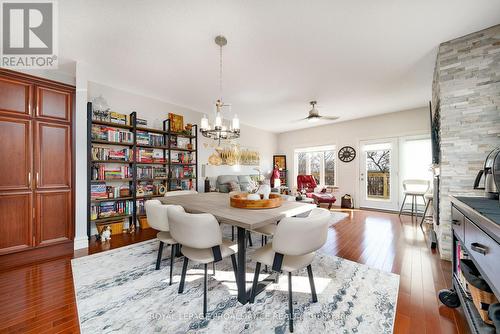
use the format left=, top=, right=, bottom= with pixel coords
left=0, top=210, right=468, bottom=334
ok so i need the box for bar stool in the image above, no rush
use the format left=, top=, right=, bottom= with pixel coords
left=398, top=179, right=430, bottom=218
left=420, top=193, right=433, bottom=226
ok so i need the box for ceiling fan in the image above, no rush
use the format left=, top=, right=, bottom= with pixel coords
left=295, top=101, right=339, bottom=123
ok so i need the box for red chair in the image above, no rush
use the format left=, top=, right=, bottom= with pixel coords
left=297, top=175, right=337, bottom=209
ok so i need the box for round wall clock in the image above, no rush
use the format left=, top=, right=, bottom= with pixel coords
left=338, top=146, right=356, bottom=162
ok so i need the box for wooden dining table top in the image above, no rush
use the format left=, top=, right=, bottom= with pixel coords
left=158, top=192, right=317, bottom=229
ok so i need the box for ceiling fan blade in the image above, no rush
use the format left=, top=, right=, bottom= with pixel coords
left=292, top=117, right=309, bottom=123
left=319, top=116, right=340, bottom=121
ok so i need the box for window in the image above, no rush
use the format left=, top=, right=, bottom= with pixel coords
left=294, top=145, right=336, bottom=186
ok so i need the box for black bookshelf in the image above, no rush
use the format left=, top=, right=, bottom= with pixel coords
left=165, top=118, right=198, bottom=192
left=87, top=102, right=198, bottom=240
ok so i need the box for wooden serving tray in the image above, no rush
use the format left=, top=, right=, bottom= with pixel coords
left=230, top=193, right=283, bottom=209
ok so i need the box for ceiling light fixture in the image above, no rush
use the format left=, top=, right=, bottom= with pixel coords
left=200, top=35, right=240, bottom=144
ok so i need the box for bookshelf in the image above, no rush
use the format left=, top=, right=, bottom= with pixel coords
left=86, top=102, right=198, bottom=240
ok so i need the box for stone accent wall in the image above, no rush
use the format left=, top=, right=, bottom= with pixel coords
left=432, top=25, right=500, bottom=260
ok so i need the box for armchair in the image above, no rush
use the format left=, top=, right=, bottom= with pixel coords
left=297, top=174, right=337, bottom=209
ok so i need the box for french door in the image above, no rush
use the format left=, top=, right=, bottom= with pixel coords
left=359, top=139, right=399, bottom=211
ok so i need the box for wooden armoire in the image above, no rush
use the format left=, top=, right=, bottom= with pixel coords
left=0, top=69, right=75, bottom=269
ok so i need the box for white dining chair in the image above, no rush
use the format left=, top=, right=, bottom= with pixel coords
left=144, top=200, right=178, bottom=285
left=398, top=179, right=430, bottom=218
left=249, top=208, right=331, bottom=333
left=167, top=205, right=238, bottom=318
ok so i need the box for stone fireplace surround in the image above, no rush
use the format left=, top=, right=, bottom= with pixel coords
left=432, top=24, right=500, bottom=260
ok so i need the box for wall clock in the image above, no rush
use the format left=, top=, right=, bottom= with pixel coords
left=338, top=146, right=356, bottom=162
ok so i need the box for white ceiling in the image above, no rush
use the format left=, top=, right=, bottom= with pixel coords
left=59, top=0, right=500, bottom=133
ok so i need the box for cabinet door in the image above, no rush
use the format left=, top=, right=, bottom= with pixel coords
left=36, top=86, right=71, bottom=122
left=35, top=190, right=72, bottom=245
left=35, top=122, right=71, bottom=190
left=0, top=77, right=32, bottom=116
left=0, top=192, right=33, bottom=254
left=0, top=116, right=32, bottom=191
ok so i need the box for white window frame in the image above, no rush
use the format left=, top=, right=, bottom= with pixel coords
left=293, top=145, right=336, bottom=187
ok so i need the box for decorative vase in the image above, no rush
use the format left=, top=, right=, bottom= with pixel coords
left=247, top=193, right=261, bottom=201
left=256, top=184, right=271, bottom=200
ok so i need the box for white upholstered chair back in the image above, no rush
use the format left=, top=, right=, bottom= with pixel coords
left=164, top=190, right=198, bottom=197
left=167, top=205, right=222, bottom=249
left=272, top=208, right=330, bottom=256
left=145, top=200, right=170, bottom=231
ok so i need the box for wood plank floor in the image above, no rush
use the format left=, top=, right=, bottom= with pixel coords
left=0, top=209, right=468, bottom=334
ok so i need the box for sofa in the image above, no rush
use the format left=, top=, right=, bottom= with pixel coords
left=216, top=175, right=257, bottom=193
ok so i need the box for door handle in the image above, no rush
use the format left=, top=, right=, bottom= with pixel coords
left=451, top=219, right=461, bottom=225
left=28, top=172, right=31, bottom=188
left=471, top=242, right=488, bottom=255
left=36, top=172, right=39, bottom=187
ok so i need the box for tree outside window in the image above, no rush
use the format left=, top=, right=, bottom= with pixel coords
left=294, top=148, right=336, bottom=187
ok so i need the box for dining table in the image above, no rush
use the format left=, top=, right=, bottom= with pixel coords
left=159, top=192, right=317, bottom=304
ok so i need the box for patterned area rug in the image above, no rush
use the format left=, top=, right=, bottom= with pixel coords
left=72, top=220, right=399, bottom=334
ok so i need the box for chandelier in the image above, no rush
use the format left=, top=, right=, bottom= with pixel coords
left=200, top=35, right=240, bottom=143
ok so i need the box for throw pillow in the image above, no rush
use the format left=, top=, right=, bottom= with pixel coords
left=228, top=181, right=241, bottom=192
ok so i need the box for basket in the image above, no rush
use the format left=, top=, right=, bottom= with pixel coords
left=96, top=220, right=125, bottom=235
left=119, top=188, right=131, bottom=197
left=139, top=217, right=151, bottom=229
left=461, top=259, right=498, bottom=324
left=230, top=192, right=283, bottom=209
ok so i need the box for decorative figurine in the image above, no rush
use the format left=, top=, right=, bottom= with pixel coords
left=100, top=225, right=111, bottom=242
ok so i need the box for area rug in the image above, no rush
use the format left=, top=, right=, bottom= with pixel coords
left=327, top=211, right=349, bottom=226
left=72, top=235, right=398, bottom=334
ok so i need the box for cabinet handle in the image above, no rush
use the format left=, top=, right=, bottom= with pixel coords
left=36, top=172, right=39, bottom=187
left=471, top=242, right=488, bottom=255
left=28, top=172, right=31, bottom=188
left=452, top=219, right=461, bottom=225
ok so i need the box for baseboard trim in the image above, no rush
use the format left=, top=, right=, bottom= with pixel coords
left=74, top=236, right=89, bottom=250
left=0, top=240, right=74, bottom=272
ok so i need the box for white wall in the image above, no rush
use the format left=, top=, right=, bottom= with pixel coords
left=277, top=107, right=430, bottom=207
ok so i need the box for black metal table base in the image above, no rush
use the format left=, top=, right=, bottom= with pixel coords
left=236, top=226, right=280, bottom=304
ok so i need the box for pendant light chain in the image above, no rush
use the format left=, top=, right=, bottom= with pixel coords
left=219, top=43, right=223, bottom=101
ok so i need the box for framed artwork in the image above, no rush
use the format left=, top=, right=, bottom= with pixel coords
left=273, top=155, right=287, bottom=170
left=168, top=113, right=184, bottom=133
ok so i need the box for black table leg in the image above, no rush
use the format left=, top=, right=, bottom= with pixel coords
left=237, top=226, right=248, bottom=304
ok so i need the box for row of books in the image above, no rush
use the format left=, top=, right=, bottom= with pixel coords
left=92, top=165, right=132, bottom=181
left=137, top=131, right=165, bottom=146
left=171, top=152, right=194, bottom=164
left=92, top=147, right=132, bottom=161
left=90, top=200, right=133, bottom=220
left=136, top=148, right=166, bottom=163
left=169, top=136, right=192, bottom=148
left=137, top=166, right=167, bottom=179
left=171, top=166, right=195, bottom=179
left=92, top=110, right=131, bottom=125
left=170, top=179, right=194, bottom=191
left=92, top=125, right=133, bottom=143
left=91, top=184, right=130, bottom=200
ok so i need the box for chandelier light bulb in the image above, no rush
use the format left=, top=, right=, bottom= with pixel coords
left=215, top=111, right=222, bottom=128
left=201, top=114, right=209, bottom=130
left=232, top=114, right=240, bottom=130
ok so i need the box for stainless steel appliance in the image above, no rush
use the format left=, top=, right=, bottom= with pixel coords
left=493, top=147, right=500, bottom=203
left=474, top=147, right=500, bottom=199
